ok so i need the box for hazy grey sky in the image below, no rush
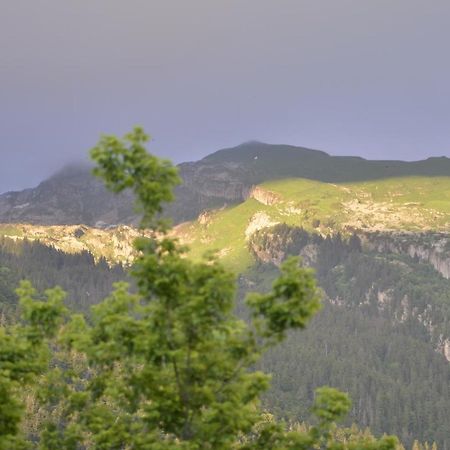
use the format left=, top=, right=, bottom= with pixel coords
left=1, top=0, right=450, bottom=193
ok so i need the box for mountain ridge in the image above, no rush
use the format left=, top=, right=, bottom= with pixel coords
left=1, top=141, right=450, bottom=227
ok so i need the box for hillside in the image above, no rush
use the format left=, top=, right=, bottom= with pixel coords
left=1, top=143, right=450, bottom=447
left=174, top=176, right=450, bottom=271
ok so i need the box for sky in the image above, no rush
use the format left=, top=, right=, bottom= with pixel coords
left=1, top=0, right=450, bottom=193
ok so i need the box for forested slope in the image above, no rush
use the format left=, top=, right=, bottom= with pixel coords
left=0, top=238, right=126, bottom=316
left=242, top=228, right=450, bottom=447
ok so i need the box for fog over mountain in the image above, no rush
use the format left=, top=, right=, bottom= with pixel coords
left=2, top=0, right=450, bottom=194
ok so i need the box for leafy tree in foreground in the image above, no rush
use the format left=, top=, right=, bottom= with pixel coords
left=0, top=282, right=66, bottom=449
left=2, top=127, right=398, bottom=449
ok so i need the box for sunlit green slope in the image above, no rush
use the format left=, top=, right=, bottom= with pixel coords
left=173, top=176, right=450, bottom=272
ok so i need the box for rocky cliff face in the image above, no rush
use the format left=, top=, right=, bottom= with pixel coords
left=249, top=225, right=450, bottom=361
left=165, top=161, right=253, bottom=223
left=179, top=161, right=251, bottom=202
left=248, top=186, right=281, bottom=205
left=361, top=287, right=450, bottom=361
left=0, top=160, right=254, bottom=227
left=0, top=223, right=147, bottom=265
left=361, top=232, right=450, bottom=279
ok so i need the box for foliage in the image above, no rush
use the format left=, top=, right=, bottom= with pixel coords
left=0, top=282, right=66, bottom=449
